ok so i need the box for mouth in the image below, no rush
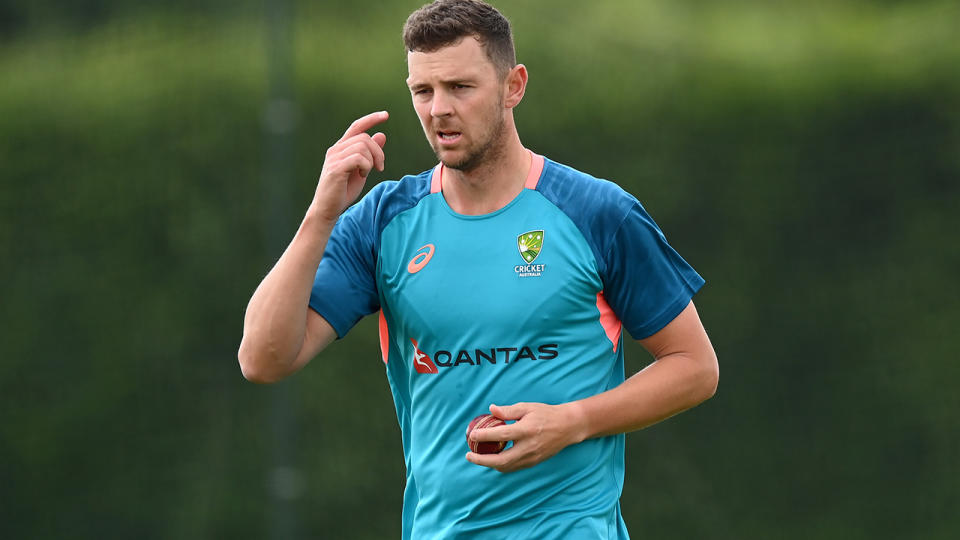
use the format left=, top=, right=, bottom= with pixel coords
left=436, top=130, right=462, bottom=145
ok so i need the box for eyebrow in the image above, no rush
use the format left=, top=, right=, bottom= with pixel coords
left=406, top=78, right=476, bottom=90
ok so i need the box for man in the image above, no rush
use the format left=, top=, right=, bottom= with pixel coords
left=239, top=0, right=718, bottom=538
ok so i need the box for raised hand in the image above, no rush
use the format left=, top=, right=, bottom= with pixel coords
left=311, top=111, right=389, bottom=224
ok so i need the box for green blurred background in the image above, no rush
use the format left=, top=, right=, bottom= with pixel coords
left=2, top=0, right=958, bottom=538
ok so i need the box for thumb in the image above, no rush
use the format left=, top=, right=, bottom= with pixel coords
left=372, top=132, right=387, bottom=148
left=490, top=402, right=530, bottom=421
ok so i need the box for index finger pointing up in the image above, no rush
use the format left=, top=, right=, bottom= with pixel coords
left=339, top=111, right=390, bottom=142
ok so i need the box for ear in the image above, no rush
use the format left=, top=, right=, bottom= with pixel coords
left=503, top=64, right=528, bottom=109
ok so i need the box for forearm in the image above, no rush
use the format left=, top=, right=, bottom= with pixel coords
left=570, top=350, right=719, bottom=442
left=238, top=111, right=388, bottom=382
left=466, top=349, right=718, bottom=473
left=465, top=302, right=717, bottom=473
left=238, top=208, right=335, bottom=381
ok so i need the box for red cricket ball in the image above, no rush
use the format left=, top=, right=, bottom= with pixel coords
left=465, top=413, right=507, bottom=454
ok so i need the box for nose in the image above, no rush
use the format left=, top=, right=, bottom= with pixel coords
left=430, top=89, right=453, bottom=118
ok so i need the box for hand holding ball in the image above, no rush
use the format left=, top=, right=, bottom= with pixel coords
left=466, top=414, right=507, bottom=454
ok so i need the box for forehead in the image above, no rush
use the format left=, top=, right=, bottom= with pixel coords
left=406, top=37, right=497, bottom=84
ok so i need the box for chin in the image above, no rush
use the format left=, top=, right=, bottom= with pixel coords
left=441, top=154, right=479, bottom=172
left=433, top=148, right=470, bottom=171
left=432, top=137, right=499, bottom=172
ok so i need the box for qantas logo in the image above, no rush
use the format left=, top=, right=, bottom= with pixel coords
left=410, top=339, right=439, bottom=374
left=410, top=340, right=559, bottom=375
left=407, top=244, right=435, bottom=274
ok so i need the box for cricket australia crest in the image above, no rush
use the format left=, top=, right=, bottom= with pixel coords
left=518, top=230, right=543, bottom=263
left=515, top=230, right=546, bottom=277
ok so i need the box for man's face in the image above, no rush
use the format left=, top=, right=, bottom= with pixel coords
left=406, top=37, right=506, bottom=172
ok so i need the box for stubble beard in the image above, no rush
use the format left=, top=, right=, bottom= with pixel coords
left=432, top=100, right=506, bottom=174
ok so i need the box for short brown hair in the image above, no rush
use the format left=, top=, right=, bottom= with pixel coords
left=403, top=0, right=516, bottom=77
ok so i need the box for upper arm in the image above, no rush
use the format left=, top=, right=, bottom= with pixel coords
left=638, top=301, right=717, bottom=366
left=290, top=309, right=339, bottom=372
left=597, top=200, right=705, bottom=341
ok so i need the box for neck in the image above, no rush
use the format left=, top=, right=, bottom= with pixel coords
left=441, top=129, right=530, bottom=215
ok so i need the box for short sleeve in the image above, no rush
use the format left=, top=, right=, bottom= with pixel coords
left=308, top=198, right=380, bottom=338
left=601, top=202, right=705, bottom=340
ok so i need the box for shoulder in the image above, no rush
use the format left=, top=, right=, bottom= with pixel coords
left=352, top=168, right=433, bottom=216
left=340, top=168, right=434, bottom=230
left=536, top=157, right=639, bottom=222
left=328, top=168, right=435, bottom=257
left=534, top=156, right=639, bottom=257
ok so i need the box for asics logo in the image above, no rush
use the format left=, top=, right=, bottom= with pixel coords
left=407, top=244, right=435, bottom=274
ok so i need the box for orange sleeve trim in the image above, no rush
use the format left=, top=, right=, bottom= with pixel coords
left=596, top=291, right=623, bottom=352
left=378, top=310, right=390, bottom=364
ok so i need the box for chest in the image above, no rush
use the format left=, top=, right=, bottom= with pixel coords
left=376, top=194, right=601, bottom=345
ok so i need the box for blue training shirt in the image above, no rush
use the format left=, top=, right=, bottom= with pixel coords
left=309, top=152, right=704, bottom=539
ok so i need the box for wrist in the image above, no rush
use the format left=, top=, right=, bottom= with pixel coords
left=286, top=207, right=338, bottom=266
left=302, top=204, right=340, bottom=235
left=563, top=399, right=591, bottom=445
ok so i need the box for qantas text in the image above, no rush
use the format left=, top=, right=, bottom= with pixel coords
left=430, top=344, right=559, bottom=368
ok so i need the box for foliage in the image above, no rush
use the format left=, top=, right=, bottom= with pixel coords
left=1, top=1, right=958, bottom=538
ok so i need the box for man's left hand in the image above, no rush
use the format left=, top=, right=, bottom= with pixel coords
left=465, top=402, right=587, bottom=473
